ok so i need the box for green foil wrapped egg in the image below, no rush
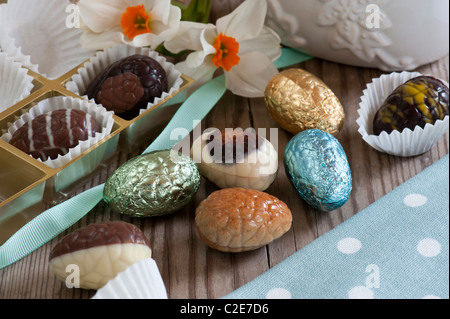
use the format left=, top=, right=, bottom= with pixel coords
left=103, top=150, right=201, bottom=217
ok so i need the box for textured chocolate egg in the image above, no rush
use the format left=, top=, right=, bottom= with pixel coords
left=191, top=128, right=278, bottom=191
left=373, top=75, right=449, bottom=135
left=49, top=221, right=152, bottom=290
left=103, top=150, right=200, bottom=217
left=9, top=108, right=99, bottom=161
left=195, top=188, right=292, bottom=252
left=85, top=54, right=168, bottom=120
left=284, top=129, right=352, bottom=212
left=265, top=68, right=345, bottom=136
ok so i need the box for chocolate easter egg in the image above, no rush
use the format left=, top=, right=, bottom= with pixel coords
left=85, top=54, right=168, bottom=120
left=49, top=221, right=152, bottom=290
left=191, top=128, right=278, bottom=191
left=265, top=69, right=345, bottom=136
left=195, top=188, right=292, bottom=252
left=284, top=129, right=352, bottom=212
left=103, top=150, right=200, bottom=217
left=373, top=75, right=449, bottom=135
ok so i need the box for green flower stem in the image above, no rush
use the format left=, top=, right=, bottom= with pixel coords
left=172, top=0, right=212, bottom=23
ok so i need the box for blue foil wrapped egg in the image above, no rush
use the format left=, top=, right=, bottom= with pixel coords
left=284, top=129, right=352, bottom=211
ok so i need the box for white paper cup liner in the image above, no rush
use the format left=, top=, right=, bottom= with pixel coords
left=65, top=44, right=183, bottom=118
left=0, top=96, right=114, bottom=169
left=0, top=27, right=39, bottom=74
left=0, top=52, right=34, bottom=113
left=356, top=71, right=449, bottom=157
left=92, top=258, right=168, bottom=299
left=0, top=0, right=95, bottom=80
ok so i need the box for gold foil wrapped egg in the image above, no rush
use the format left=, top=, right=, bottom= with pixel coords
left=264, top=69, right=345, bottom=136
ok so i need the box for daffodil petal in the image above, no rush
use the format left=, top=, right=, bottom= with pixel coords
left=164, top=22, right=215, bottom=54
left=239, top=26, right=281, bottom=62
left=144, top=0, right=171, bottom=24
left=147, top=5, right=181, bottom=48
left=175, top=58, right=217, bottom=94
left=225, top=51, right=278, bottom=98
left=78, top=0, right=126, bottom=33
left=216, top=0, right=266, bottom=42
left=182, top=28, right=216, bottom=69
left=121, top=32, right=156, bottom=48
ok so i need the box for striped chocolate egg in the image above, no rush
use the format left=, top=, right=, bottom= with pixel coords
left=9, top=108, right=99, bottom=161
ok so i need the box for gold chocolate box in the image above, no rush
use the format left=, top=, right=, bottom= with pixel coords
left=0, top=52, right=192, bottom=245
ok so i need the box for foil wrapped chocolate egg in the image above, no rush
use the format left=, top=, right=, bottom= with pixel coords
left=190, top=128, right=278, bottom=191
left=284, top=129, right=352, bottom=212
left=373, top=75, right=449, bottom=135
left=103, top=150, right=200, bottom=217
left=265, top=68, right=345, bottom=136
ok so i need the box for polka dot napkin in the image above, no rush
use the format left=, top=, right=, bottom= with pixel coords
left=225, top=154, right=449, bottom=299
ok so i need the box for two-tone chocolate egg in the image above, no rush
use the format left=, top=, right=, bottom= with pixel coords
left=373, top=75, right=449, bottom=135
left=191, top=128, right=278, bottom=191
left=49, top=221, right=152, bottom=290
left=9, top=108, right=99, bottom=161
left=85, top=54, right=168, bottom=120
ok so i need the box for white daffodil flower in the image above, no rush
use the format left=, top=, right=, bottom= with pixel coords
left=164, top=0, right=281, bottom=98
left=78, top=0, right=181, bottom=50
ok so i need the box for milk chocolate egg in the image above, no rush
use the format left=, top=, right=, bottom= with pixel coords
left=103, top=150, right=200, bottom=217
left=195, top=188, right=292, bottom=252
left=191, top=128, right=278, bottom=191
left=265, top=69, right=345, bottom=136
left=284, top=129, right=352, bottom=212
left=9, top=108, right=99, bottom=161
left=49, top=221, right=152, bottom=290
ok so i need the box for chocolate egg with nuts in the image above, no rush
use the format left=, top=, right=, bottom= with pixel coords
left=191, top=128, right=278, bottom=191
left=195, top=188, right=292, bottom=252
left=49, top=221, right=152, bottom=290
left=265, top=68, right=345, bottom=136
left=103, top=150, right=201, bottom=217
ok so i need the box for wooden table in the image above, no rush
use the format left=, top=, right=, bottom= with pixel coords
left=0, top=0, right=448, bottom=299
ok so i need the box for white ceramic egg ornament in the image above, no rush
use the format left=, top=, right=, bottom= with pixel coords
left=266, top=0, right=449, bottom=71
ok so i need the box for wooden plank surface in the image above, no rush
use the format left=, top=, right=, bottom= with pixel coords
left=0, top=0, right=449, bottom=299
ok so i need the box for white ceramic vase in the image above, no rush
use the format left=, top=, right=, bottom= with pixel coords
left=265, top=0, right=449, bottom=71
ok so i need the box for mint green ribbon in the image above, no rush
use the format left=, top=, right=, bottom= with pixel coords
left=0, top=48, right=311, bottom=270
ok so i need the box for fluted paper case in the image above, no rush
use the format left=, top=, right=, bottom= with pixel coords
left=0, top=52, right=193, bottom=245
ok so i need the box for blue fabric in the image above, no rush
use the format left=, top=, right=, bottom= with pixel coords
left=225, top=154, right=449, bottom=299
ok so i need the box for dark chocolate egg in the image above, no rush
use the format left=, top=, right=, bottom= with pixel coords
left=9, top=108, right=99, bottom=161
left=373, top=76, right=449, bottom=135
left=85, top=55, right=168, bottom=120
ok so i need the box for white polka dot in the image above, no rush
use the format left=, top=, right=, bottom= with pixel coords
left=417, top=238, right=441, bottom=257
left=337, top=237, right=362, bottom=254
left=266, top=288, right=292, bottom=299
left=348, top=286, right=374, bottom=299
left=403, top=193, right=427, bottom=207
left=422, top=295, right=441, bottom=299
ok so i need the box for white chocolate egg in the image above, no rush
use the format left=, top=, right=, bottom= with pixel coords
left=191, top=128, right=278, bottom=191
